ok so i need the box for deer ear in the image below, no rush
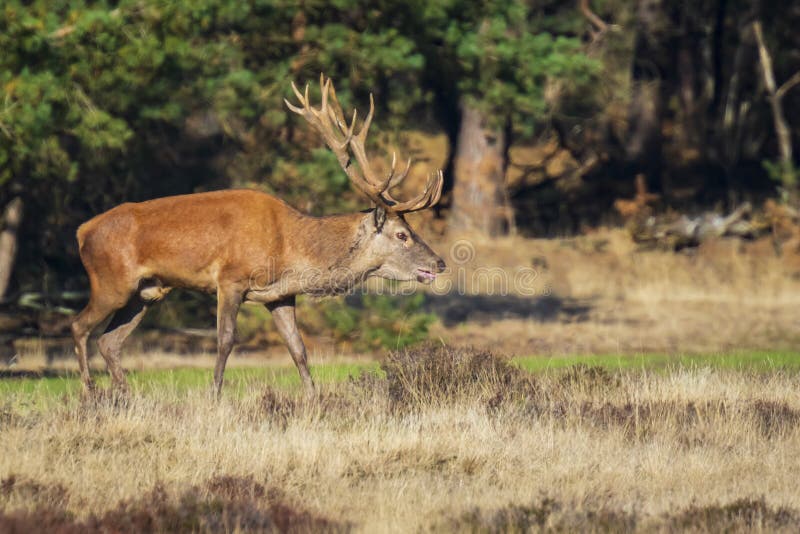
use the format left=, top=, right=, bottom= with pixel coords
left=373, top=206, right=387, bottom=232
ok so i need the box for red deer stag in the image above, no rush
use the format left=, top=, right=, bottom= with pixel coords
left=71, top=74, right=445, bottom=397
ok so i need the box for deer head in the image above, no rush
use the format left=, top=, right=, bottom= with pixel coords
left=285, top=74, right=446, bottom=283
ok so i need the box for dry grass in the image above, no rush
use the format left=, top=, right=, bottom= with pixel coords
left=7, top=347, right=367, bottom=374
left=1, top=346, right=799, bottom=532
left=428, top=229, right=800, bottom=355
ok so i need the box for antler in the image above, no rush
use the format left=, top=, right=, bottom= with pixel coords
left=284, top=74, right=443, bottom=213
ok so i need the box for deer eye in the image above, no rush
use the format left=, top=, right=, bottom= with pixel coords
left=396, top=232, right=408, bottom=242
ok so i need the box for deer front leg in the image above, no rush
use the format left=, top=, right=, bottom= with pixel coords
left=213, top=285, right=243, bottom=397
left=267, top=296, right=315, bottom=395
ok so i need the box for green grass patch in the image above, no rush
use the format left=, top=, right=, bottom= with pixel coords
left=1, top=352, right=797, bottom=406
left=0, top=362, right=381, bottom=404
left=513, top=351, right=800, bottom=372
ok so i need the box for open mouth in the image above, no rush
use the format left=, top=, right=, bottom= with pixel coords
left=415, top=268, right=436, bottom=283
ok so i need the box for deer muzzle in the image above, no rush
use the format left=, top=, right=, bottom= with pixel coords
left=415, top=259, right=446, bottom=284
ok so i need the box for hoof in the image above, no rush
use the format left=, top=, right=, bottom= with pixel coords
left=80, top=382, right=98, bottom=401
left=303, top=384, right=317, bottom=401
left=80, top=384, right=130, bottom=409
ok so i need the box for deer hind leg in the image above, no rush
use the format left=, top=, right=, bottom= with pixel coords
left=213, top=285, right=243, bottom=398
left=72, top=297, right=119, bottom=395
left=97, top=296, right=148, bottom=393
left=268, top=296, right=315, bottom=396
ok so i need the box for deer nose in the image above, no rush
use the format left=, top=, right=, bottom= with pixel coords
left=436, top=259, right=446, bottom=272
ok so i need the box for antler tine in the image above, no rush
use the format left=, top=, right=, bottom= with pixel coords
left=347, top=92, right=385, bottom=190
left=385, top=152, right=397, bottom=187
left=433, top=170, right=444, bottom=204
left=428, top=170, right=444, bottom=208
left=414, top=172, right=439, bottom=211
left=347, top=95, right=379, bottom=188
left=284, top=81, right=306, bottom=114
left=291, top=81, right=305, bottom=104
left=385, top=169, right=444, bottom=212
left=337, top=109, right=357, bottom=149
left=286, top=82, right=317, bottom=121
left=387, top=157, right=412, bottom=189
left=425, top=170, right=444, bottom=209
left=319, top=75, right=329, bottom=116
left=325, top=79, right=345, bottom=125
left=323, top=78, right=358, bottom=148
left=283, top=98, right=303, bottom=115
left=354, top=93, right=375, bottom=144
left=385, top=176, right=432, bottom=211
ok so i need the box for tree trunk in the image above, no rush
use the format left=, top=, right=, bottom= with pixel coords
left=0, top=197, right=23, bottom=301
left=625, top=0, right=670, bottom=193
left=676, top=7, right=700, bottom=152
left=450, top=101, right=510, bottom=236
left=753, top=20, right=795, bottom=193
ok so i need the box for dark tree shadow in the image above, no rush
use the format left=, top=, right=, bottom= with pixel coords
left=0, top=368, right=88, bottom=380
left=422, top=294, right=593, bottom=327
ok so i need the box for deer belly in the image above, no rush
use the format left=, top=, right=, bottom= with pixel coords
left=137, top=261, right=220, bottom=294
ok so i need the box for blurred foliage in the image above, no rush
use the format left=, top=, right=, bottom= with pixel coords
left=236, top=304, right=274, bottom=345
left=763, top=159, right=799, bottom=194
left=319, top=293, right=436, bottom=351
left=418, top=0, right=599, bottom=134
left=237, top=292, right=436, bottom=352
left=144, top=290, right=436, bottom=352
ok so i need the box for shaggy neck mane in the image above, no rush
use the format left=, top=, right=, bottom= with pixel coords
left=297, top=212, right=372, bottom=272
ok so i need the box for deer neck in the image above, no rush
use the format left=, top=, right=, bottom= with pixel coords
left=294, top=212, right=378, bottom=293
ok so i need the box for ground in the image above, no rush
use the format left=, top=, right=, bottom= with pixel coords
left=423, top=228, right=800, bottom=355
left=1, top=349, right=799, bottom=532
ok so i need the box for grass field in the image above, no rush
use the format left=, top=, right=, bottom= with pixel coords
left=0, top=362, right=380, bottom=400
left=2, top=350, right=798, bottom=400
left=1, top=346, right=799, bottom=532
